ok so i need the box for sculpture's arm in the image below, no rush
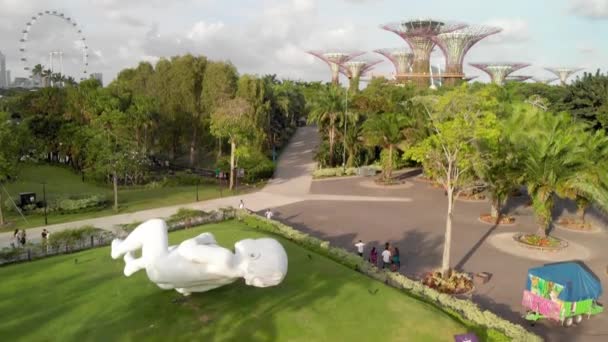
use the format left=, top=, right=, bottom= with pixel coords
left=193, top=232, right=217, bottom=245
left=177, top=239, right=235, bottom=268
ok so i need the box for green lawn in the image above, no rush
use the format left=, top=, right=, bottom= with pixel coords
left=0, top=221, right=499, bottom=341
left=1, top=164, right=255, bottom=231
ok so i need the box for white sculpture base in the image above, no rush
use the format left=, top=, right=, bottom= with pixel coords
left=111, top=219, right=288, bottom=295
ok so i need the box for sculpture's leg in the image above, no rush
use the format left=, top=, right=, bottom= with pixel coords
left=123, top=252, right=147, bottom=277
left=111, top=219, right=169, bottom=260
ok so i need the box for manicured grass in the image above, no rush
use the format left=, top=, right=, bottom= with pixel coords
left=1, top=164, right=255, bottom=230
left=0, top=221, right=482, bottom=341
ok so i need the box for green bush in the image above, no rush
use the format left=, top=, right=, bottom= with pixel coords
left=237, top=211, right=541, bottom=342
left=216, top=151, right=276, bottom=183
left=56, top=194, right=108, bottom=212
left=312, top=167, right=358, bottom=179
left=48, top=225, right=102, bottom=251
left=167, top=208, right=209, bottom=225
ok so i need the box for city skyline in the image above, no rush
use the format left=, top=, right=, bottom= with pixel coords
left=0, top=0, right=606, bottom=85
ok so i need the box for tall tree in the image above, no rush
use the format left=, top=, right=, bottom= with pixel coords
left=0, top=112, right=21, bottom=225
left=409, top=92, right=498, bottom=277
left=362, top=112, right=410, bottom=182
left=202, top=61, right=239, bottom=157
left=170, top=55, right=207, bottom=166
left=308, top=86, right=345, bottom=167
left=210, top=98, right=255, bottom=190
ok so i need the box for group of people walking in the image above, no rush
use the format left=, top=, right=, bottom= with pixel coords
left=355, top=240, right=401, bottom=272
left=10, top=228, right=49, bottom=248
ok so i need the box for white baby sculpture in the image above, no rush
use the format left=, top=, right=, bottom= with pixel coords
left=110, top=218, right=288, bottom=296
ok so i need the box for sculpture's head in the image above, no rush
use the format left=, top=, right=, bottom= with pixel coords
left=235, top=238, right=288, bottom=287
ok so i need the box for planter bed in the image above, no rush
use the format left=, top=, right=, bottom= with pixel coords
left=513, top=233, right=568, bottom=251
left=478, top=214, right=516, bottom=225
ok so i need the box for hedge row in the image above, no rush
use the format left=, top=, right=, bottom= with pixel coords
left=237, top=211, right=541, bottom=342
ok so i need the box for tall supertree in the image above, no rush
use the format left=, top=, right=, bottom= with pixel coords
left=340, top=59, right=383, bottom=92
left=469, top=62, right=530, bottom=86
left=431, top=25, right=502, bottom=86
left=380, top=19, right=466, bottom=87
left=505, top=75, right=533, bottom=82
left=307, top=50, right=364, bottom=86
left=544, top=67, right=583, bottom=85
left=374, top=48, right=413, bottom=77
left=532, top=77, right=558, bottom=85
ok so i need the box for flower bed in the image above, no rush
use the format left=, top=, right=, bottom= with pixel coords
left=513, top=233, right=568, bottom=251
left=479, top=214, right=516, bottom=225
left=239, top=211, right=541, bottom=341
left=557, top=217, right=595, bottom=232
left=422, top=270, right=474, bottom=295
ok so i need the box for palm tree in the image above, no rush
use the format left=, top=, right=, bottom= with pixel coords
left=308, top=86, right=345, bottom=167
left=362, top=112, right=410, bottom=182
left=513, top=110, right=596, bottom=237
left=41, top=69, right=52, bottom=87
left=564, top=129, right=608, bottom=224
left=341, top=113, right=364, bottom=167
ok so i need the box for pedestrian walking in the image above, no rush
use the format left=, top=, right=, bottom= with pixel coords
left=239, top=199, right=245, bottom=210
left=391, top=247, right=401, bottom=272
left=369, top=247, right=378, bottom=265
left=381, top=244, right=392, bottom=269
left=265, top=209, right=274, bottom=220
left=19, top=229, right=26, bottom=247
left=354, top=240, right=365, bottom=257
left=41, top=229, right=49, bottom=240
left=11, top=229, right=19, bottom=248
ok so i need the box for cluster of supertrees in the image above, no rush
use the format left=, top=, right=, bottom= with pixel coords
left=308, top=18, right=582, bottom=89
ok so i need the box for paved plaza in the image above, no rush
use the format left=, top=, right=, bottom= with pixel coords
left=5, top=126, right=608, bottom=341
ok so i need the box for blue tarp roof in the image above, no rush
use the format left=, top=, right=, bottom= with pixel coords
left=526, top=262, right=603, bottom=302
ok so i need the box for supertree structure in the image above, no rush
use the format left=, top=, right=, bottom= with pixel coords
left=430, top=25, right=502, bottom=86
left=340, top=59, right=383, bottom=92
left=505, top=75, right=533, bottom=82
left=532, top=77, right=558, bottom=85
left=374, top=48, right=413, bottom=77
left=307, top=50, right=364, bottom=86
left=544, top=67, right=583, bottom=85
left=469, top=62, right=530, bottom=86
left=380, top=19, right=466, bottom=86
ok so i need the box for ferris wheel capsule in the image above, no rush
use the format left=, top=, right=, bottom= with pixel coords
left=44, top=10, right=49, bottom=14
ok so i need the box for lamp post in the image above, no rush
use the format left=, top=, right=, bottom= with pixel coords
left=196, top=179, right=199, bottom=202
left=342, top=84, right=349, bottom=172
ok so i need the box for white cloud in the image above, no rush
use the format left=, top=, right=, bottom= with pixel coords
left=569, top=0, right=608, bottom=19
left=186, top=21, right=225, bottom=40
left=482, top=18, right=530, bottom=44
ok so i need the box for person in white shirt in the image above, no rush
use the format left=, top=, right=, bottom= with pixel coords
left=354, top=240, right=365, bottom=257
left=239, top=200, right=245, bottom=210
left=381, top=244, right=392, bottom=269
left=265, top=209, right=274, bottom=220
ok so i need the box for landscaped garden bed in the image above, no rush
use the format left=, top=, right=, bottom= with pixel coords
left=479, top=214, right=515, bottom=225
left=513, top=233, right=568, bottom=251
left=556, top=217, right=597, bottom=232
left=456, top=191, right=487, bottom=201
left=421, top=270, right=475, bottom=295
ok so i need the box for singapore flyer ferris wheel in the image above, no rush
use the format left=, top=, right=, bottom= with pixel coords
left=19, top=10, right=89, bottom=81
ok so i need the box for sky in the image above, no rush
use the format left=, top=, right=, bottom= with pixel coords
left=0, top=0, right=607, bottom=85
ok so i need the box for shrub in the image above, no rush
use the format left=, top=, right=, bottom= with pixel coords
left=56, top=194, right=108, bottom=212
left=312, top=167, right=358, bottom=179
left=167, top=208, right=209, bottom=225
left=48, top=225, right=102, bottom=251
left=237, top=211, right=541, bottom=342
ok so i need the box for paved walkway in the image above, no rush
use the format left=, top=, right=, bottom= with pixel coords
left=0, top=126, right=410, bottom=246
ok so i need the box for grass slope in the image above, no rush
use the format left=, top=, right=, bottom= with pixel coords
left=0, top=221, right=477, bottom=341
left=2, top=164, right=251, bottom=230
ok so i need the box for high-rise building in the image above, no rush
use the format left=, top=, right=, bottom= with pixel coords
left=90, top=73, right=103, bottom=86
left=0, top=51, right=7, bottom=89
left=6, top=70, right=10, bottom=87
